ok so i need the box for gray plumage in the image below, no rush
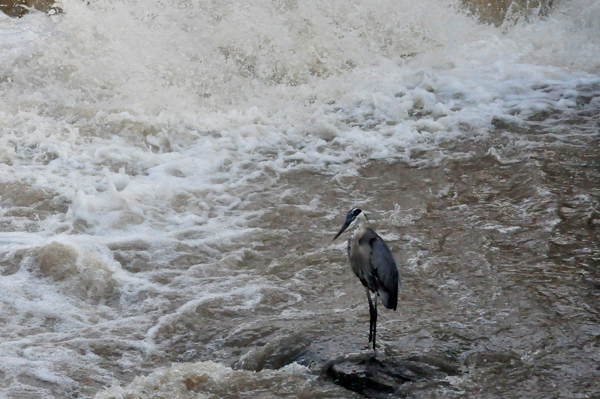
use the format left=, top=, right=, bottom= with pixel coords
left=333, top=208, right=399, bottom=350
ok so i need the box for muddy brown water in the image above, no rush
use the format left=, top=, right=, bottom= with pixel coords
left=126, top=84, right=599, bottom=397
left=1, top=86, right=599, bottom=398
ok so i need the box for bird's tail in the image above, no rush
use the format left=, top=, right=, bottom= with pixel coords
left=378, top=287, right=398, bottom=310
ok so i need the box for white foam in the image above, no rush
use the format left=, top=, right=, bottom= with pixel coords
left=94, top=360, right=325, bottom=398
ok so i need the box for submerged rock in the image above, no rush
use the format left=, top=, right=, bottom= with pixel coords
left=318, top=352, right=459, bottom=398
left=326, top=356, right=409, bottom=396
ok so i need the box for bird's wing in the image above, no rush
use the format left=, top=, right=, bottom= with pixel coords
left=368, top=232, right=399, bottom=310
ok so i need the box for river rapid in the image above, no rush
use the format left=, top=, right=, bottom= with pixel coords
left=0, top=0, right=599, bottom=397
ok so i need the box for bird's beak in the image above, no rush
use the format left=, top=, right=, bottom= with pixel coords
left=332, top=221, right=350, bottom=241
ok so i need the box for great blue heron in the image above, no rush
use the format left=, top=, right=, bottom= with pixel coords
left=333, top=208, right=399, bottom=350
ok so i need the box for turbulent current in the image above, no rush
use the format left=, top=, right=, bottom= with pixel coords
left=0, top=0, right=599, bottom=397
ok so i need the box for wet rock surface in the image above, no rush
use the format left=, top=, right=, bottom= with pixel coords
left=284, top=335, right=461, bottom=397
left=0, top=0, right=59, bottom=17
left=323, top=354, right=455, bottom=398
left=326, top=356, right=411, bottom=396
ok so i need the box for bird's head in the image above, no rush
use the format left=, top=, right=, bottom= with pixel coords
left=332, top=208, right=368, bottom=241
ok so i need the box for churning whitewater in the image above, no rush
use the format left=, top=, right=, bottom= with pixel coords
left=0, top=0, right=599, bottom=397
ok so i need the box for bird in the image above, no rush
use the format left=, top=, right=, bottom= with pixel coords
left=333, top=208, right=399, bottom=351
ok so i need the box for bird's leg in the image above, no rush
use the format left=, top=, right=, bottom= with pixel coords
left=365, top=287, right=375, bottom=343
left=372, top=293, right=378, bottom=351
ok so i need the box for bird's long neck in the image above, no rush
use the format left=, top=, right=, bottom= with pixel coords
left=351, top=213, right=368, bottom=241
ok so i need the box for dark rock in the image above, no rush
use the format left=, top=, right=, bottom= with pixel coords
left=0, top=0, right=61, bottom=18
left=460, top=0, right=554, bottom=27
left=327, top=357, right=403, bottom=396
left=321, top=352, right=456, bottom=398
left=273, top=334, right=461, bottom=397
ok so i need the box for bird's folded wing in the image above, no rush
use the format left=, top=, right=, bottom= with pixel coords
left=370, top=237, right=400, bottom=309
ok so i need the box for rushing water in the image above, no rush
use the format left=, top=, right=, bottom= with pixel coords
left=0, top=0, right=599, bottom=397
